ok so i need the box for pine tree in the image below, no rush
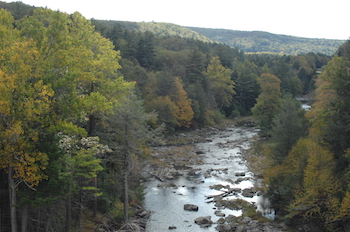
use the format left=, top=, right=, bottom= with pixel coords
left=252, top=73, right=282, bottom=136
left=269, top=95, right=308, bottom=163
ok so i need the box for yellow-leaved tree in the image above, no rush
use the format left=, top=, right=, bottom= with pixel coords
left=204, top=56, right=235, bottom=110
left=287, top=139, right=340, bottom=227
left=0, top=8, right=135, bottom=231
left=170, top=77, right=194, bottom=128
left=252, top=73, right=282, bottom=136
left=145, top=75, right=193, bottom=131
left=0, top=9, right=54, bottom=232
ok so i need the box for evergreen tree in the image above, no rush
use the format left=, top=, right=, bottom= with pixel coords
left=185, top=48, right=207, bottom=86
left=101, top=94, right=161, bottom=224
left=136, top=31, right=156, bottom=69
left=252, top=73, right=282, bottom=136
left=272, top=58, right=301, bottom=96
left=231, top=60, right=260, bottom=115
left=269, top=94, right=308, bottom=164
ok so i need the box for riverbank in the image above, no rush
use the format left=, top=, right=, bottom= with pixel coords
left=138, top=118, right=292, bottom=232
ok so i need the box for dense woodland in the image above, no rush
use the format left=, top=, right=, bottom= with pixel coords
left=189, top=27, right=345, bottom=55
left=92, top=20, right=345, bottom=56
left=0, top=1, right=349, bottom=232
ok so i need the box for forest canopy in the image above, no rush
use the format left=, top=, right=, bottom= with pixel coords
left=0, top=1, right=349, bottom=231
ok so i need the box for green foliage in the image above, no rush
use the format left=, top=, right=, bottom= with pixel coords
left=0, top=1, right=35, bottom=19
left=252, top=73, right=282, bottom=136
left=96, top=20, right=214, bottom=43
left=2, top=2, right=349, bottom=230
left=204, top=56, right=235, bottom=110
left=272, top=57, right=302, bottom=96
left=287, top=140, right=340, bottom=227
left=231, top=60, right=260, bottom=115
left=0, top=7, right=135, bottom=231
left=0, top=9, right=51, bottom=187
left=190, top=27, right=345, bottom=55
left=253, top=40, right=350, bottom=231
left=269, top=94, right=308, bottom=163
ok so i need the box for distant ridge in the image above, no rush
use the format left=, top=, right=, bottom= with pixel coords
left=95, top=20, right=215, bottom=43
left=97, top=20, right=345, bottom=55
left=0, top=0, right=345, bottom=55
left=188, top=27, right=345, bottom=55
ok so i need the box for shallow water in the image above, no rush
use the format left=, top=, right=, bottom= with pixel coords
left=144, top=126, right=273, bottom=231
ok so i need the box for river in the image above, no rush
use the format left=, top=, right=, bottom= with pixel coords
left=143, top=125, right=274, bottom=231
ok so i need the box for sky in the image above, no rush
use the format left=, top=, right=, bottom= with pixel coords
left=4, top=0, right=349, bottom=40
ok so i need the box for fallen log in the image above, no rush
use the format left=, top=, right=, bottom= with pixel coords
left=147, top=171, right=165, bottom=182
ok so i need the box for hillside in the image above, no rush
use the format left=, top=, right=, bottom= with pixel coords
left=96, top=20, right=345, bottom=55
left=95, top=20, right=215, bottom=43
left=188, top=27, right=345, bottom=55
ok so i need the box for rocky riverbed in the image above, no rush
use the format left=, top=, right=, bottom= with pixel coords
left=140, top=120, right=290, bottom=232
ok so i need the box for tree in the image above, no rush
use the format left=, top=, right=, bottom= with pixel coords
left=307, top=56, right=350, bottom=171
left=136, top=31, right=156, bottom=69
left=58, top=135, right=108, bottom=231
left=204, top=56, right=235, bottom=110
left=185, top=48, right=207, bottom=86
left=145, top=75, right=194, bottom=131
left=231, top=60, right=260, bottom=115
left=146, top=95, right=178, bottom=131
left=212, top=43, right=243, bottom=68
left=102, top=94, right=162, bottom=224
left=272, top=58, right=302, bottom=96
left=18, top=9, right=134, bottom=135
left=185, top=82, right=207, bottom=125
left=287, top=140, right=340, bottom=227
left=0, top=9, right=53, bottom=232
left=264, top=138, right=309, bottom=214
left=4, top=8, right=135, bottom=230
left=252, top=73, right=282, bottom=136
left=169, top=77, right=194, bottom=128
left=269, top=94, right=308, bottom=164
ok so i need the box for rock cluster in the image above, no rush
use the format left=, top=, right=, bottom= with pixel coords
left=194, top=216, right=213, bottom=228
left=215, top=216, right=287, bottom=232
left=143, top=123, right=289, bottom=231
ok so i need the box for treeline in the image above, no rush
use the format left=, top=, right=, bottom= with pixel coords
left=92, top=20, right=331, bottom=131
left=250, top=42, right=350, bottom=230
left=189, top=27, right=345, bottom=55
left=94, top=20, right=214, bottom=43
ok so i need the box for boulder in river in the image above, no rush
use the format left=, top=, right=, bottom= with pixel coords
left=214, top=210, right=225, bottom=217
left=234, top=177, right=251, bottom=184
left=216, top=223, right=238, bottom=232
left=242, top=187, right=257, bottom=198
left=184, top=204, right=198, bottom=211
left=194, top=216, right=213, bottom=227
left=235, top=172, right=246, bottom=176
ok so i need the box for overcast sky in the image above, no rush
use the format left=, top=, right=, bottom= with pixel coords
left=5, top=0, right=349, bottom=40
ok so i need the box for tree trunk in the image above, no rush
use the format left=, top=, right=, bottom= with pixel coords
left=8, top=165, right=18, bottom=232
left=88, top=114, right=97, bottom=137
left=123, top=155, right=129, bottom=223
left=65, top=191, right=71, bottom=232
left=92, top=177, right=97, bottom=219
left=78, top=188, right=82, bottom=232
left=21, top=205, right=28, bottom=232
